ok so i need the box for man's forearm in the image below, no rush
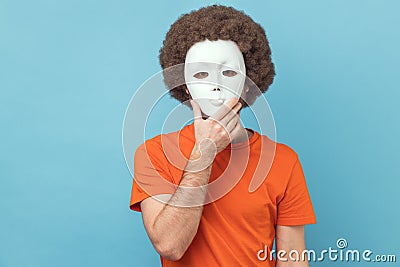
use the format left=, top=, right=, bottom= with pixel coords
left=151, top=144, right=214, bottom=260
left=275, top=225, right=308, bottom=267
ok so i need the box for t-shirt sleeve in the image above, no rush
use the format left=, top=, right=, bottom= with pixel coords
left=129, top=141, right=177, bottom=212
left=276, top=157, right=316, bottom=225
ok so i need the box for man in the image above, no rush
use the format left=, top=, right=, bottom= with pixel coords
left=130, top=5, right=316, bottom=266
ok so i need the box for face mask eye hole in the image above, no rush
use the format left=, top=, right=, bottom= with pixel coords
left=193, top=72, right=209, bottom=79
left=222, top=70, right=237, bottom=77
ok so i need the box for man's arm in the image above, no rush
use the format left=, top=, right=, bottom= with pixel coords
left=140, top=144, right=213, bottom=261
left=140, top=98, right=243, bottom=261
left=276, top=225, right=308, bottom=267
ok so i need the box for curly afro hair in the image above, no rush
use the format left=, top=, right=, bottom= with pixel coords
left=159, top=5, right=275, bottom=107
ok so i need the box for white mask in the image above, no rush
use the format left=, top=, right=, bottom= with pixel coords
left=184, top=39, right=246, bottom=116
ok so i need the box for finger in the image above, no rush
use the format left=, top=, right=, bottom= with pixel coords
left=220, top=102, right=242, bottom=125
left=210, top=97, right=238, bottom=121
left=226, top=115, right=239, bottom=133
left=190, top=100, right=202, bottom=121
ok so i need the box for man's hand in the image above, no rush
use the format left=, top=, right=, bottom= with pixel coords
left=190, top=98, right=242, bottom=156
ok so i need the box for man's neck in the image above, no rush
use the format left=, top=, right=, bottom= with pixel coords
left=231, top=110, right=253, bottom=144
left=231, top=125, right=253, bottom=144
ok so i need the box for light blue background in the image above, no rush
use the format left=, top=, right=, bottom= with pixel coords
left=1, top=1, right=399, bottom=266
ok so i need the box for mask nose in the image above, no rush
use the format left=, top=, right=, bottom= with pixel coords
left=212, top=87, right=226, bottom=101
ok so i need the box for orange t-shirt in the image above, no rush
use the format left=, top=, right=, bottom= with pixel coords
left=130, top=123, right=316, bottom=266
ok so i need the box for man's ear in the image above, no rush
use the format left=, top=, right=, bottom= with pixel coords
left=241, top=84, right=249, bottom=99
left=185, top=88, right=193, bottom=100
left=239, top=84, right=249, bottom=107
